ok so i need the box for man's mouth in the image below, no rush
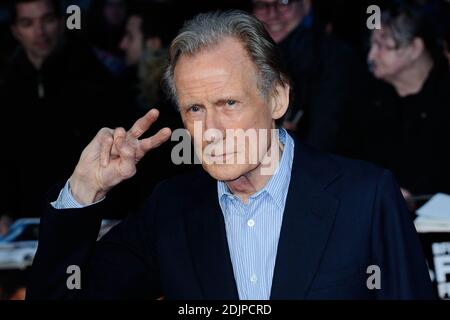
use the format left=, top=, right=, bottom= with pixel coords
left=34, top=41, right=51, bottom=50
left=205, top=152, right=238, bottom=163
left=207, top=152, right=235, bottom=158
left=267, top=23, right=285, bottom=34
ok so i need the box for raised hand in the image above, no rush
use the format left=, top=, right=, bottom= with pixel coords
left=69, top=109, right=172, bottom=205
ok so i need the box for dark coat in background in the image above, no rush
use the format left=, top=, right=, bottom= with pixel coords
left=0, top=35, right=124, bottom=218
left=279, top=19, right=364, bottom=153
left=342, top=62, right=450, bottom=196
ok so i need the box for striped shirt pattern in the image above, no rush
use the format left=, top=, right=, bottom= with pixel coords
left=217, top=128, right=294, bottom=300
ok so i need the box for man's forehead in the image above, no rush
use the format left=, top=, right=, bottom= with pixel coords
left=173, top=38, right=260, bottom=104
left=174, top=37, right=254, bottom=76
left=16, top=0, right=55, bottom=19
left=175, top=41, right=257, bottom=88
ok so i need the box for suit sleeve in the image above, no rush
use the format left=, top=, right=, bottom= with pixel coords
left=371, top=170, right=435, bottom=299
left=26, top=182, right=167, bottom=300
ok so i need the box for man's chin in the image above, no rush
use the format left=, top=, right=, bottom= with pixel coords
left=202, top=163, right=254, bottom=182
left=372, top=69, right=387, bottom=80
left=31, top=48, right=52, bottom=60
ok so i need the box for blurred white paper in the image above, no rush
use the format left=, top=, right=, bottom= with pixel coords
left=415, top=193, right=450, bottom=232
left=416, top=193, right=450, bottom=220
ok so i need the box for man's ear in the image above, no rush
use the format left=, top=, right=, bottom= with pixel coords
left=408, top=37, right=425, bottom=61
left=270, top=83, right=290, bottom=121
left=145, top=37, right=162, bottom=51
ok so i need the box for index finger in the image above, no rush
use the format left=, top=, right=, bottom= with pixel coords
left=128, top=109, right=160, bottom=139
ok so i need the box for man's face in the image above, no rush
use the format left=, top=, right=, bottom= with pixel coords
left=12, top=0, right=62, bottom=64
left=119, top=16, right=144, bottom=66
left=368, top=29, right=413, bottom=81
left=253, top=0, right=306, bottom=43
left=174, top=37, right=288, bottom=182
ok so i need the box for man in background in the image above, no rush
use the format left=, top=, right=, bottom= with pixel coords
left=112, top=1, right=189, bottom=214
left=0, top=0, right=121, bottom=218
left=348, top=1, right=450, bottom=205
left=252, top=0, right=364, bottom=153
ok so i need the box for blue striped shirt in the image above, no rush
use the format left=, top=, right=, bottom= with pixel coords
left=52, top=128, right=295, bottom=300
left=217, top=128, right=294, bottom=300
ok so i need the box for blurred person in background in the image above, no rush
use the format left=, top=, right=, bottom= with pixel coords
left=0, top=0, right=122, bottom=219
left=87, top=0, right=128, bottom=76
left=351, top=1, right=450, bottom=206
left=252, top=0, right=364, bottom=153
left=111, top=1, right=190, bottom=214
left=118, top=1, right=178, bottom=115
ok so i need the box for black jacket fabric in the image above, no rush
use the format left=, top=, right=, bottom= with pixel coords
left=0, top=36, right=123, bottom=218
left=344, top=63, right=450, bottom=196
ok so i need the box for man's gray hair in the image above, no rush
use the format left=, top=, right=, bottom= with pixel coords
left=163, top=10, right=290, bottom=106
left=380, top=1, right=437, bottom=58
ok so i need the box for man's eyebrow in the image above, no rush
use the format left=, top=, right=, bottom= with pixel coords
left=214, top=98, right=233, bottom=105
left=213, top=95, right=242, bottom=104
left=180, top=102, right=201, bottom=110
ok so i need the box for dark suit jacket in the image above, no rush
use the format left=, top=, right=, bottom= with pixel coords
left=26, top=139, right=434, bottom=299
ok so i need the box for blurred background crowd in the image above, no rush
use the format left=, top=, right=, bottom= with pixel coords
left=0, top=0, right=449, bottom=299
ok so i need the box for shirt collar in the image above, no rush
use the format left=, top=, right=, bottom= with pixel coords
left=217, top=128, right=295, bottom=210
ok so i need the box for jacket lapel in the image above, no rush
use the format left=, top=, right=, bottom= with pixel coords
left=183, top=137, right=342, bottom=300
left=184, top=172, right=239, bottom=300
left=270, top=140, right=341, bottom=299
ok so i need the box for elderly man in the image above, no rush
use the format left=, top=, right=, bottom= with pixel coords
left=27, top=11, right=433, bottom=300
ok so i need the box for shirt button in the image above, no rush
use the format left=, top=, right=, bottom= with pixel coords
left=247, top=219, right=255, bottom=227
left=250, top=274, right=257, bottom=283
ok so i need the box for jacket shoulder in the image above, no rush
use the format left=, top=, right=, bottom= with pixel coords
left=330, top=153, right=388, bottom=180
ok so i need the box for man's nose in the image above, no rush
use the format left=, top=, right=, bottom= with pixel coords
left=35, top=21, right=46, bottom=38
left=204, top=110, right=224, bottom=142
left=368, top=45, right=378, bottom=63
left=266, top=5, right=280, bottom=19
left=204, top=109, right=218, bottom=131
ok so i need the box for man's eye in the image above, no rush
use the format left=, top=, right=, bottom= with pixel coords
left=226, top=100, right=237, bottom=107
left=18, top=19, right=32, bottom=28
left=189, top=105, right=200, bottom=112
